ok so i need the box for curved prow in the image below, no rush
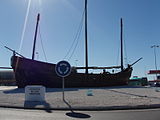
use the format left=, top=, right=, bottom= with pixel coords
left=4, top=46, right=25, bottom=58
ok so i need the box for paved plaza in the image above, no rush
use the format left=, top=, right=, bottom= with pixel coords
left=0, top=86, right=160, bottom=110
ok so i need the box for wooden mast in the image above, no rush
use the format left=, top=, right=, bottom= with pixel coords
left=120, top=18, right=124, bottom=71
left=32, top=13, right=40, bottom=60
left=85, top=0, right=89, bottom=75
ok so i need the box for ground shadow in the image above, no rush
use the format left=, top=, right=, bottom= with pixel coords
left=99, top=85, right=146, bottom=90
left=46, top=88, right=79, bottom=92
left=62, top=96, right=91, bottom=119
left=3, top=87, right=79, bottom=94
left=3, top=88, right=25, bottom=94
left=66, top=112, right=91, bottom=119
left=24, top=101, right=52, bottom=113
left=108, top=89, right=160, bottom=100
left=63, top=98, right=73, bottom=112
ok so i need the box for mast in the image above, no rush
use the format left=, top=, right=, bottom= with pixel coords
left=120, top=18, right=124, bottom=71
left=32, top=13, right=40, bottom=60
left=85, top=0, right=89, bottom=75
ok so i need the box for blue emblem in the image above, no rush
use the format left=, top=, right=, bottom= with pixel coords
left=55, top=60, right=71, bottom=77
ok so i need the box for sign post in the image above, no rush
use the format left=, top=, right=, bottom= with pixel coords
left=55, top=60, right=71, bottom=101
left=62, top=77, right=65, bottom=100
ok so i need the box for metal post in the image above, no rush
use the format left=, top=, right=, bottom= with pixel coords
left=62, top=77, right=65, bottom=101
left=62, top=77, right=73, bottom=112
left=151, top=45, right=159, bottom=79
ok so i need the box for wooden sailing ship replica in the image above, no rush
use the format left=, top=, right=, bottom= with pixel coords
left=9, top=0, right=134, bottom=88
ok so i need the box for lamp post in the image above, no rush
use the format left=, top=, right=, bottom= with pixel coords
left=151, top=45, right=159, bottom=79
left=36, top=52, right=39, bottom=60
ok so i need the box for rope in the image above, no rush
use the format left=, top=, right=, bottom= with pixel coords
left=0, top=40, right=5, bottom=46
left=38, top=26, right=48, bottom=62
left=68, top=11, right=84, bottom=61
left=116, top=23, right=128, bottom=67
left=124, top=35, right=128, bottom=65
left=63, top=9, right=85, bottom=60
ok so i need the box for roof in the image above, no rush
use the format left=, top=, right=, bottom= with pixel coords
left=148, top=70, right=160, bottom=74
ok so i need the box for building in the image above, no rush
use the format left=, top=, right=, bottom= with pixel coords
left=129, top=76, right=148, bottom=86
left=0, top=70, right=16, bottom=85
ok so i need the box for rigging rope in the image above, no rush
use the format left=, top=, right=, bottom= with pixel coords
left=116, top=26, right=128, bottom=68
left=0, top=40, right=5, bottom=46
left=68, top=11, right=84, bottom=61
left=38, top=26, right=48, bottom=62
left=63, top=9, right=85, bottom=61
left=116, top=44, right=120, bottom=66
left=123, top=35, right=128, bottom=65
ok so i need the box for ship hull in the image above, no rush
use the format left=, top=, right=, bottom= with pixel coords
left=11, top=56, right=132, bottom=88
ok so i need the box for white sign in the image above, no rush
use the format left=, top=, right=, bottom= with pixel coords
left=25, top=85, right=45, bottom=102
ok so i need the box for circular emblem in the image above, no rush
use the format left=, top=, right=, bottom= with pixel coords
left=55, top=60, right=71, bottom=77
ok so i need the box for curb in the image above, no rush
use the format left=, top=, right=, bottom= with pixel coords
left=1, top=104, right=160, bottom=111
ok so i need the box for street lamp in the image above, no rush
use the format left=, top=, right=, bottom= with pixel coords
left=151, top=45, right=159, bottom=79
left=36, top=52, right=39, bottom=60
left=75, top=60, right=78, bottom=67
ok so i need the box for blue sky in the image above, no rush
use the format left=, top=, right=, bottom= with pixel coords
left=0, top=0, right=160, bottom=80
